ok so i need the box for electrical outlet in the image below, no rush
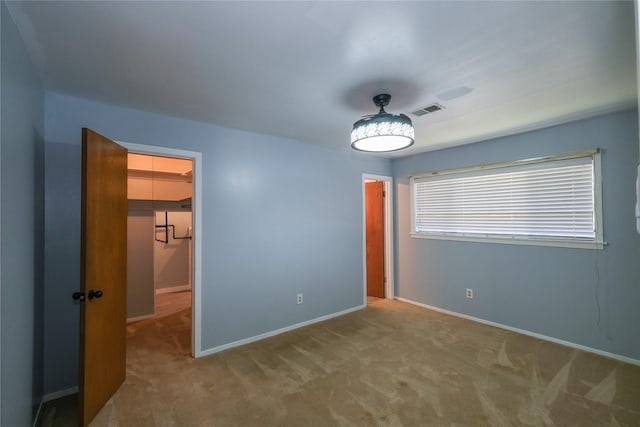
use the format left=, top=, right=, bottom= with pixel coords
left=466, top=288, right=473, bottom=299
left=297, top=293, right=303, bottom=304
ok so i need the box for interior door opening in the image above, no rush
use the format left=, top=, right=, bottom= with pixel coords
left=363, top=175, right=394, bottom=305
left=126, top=153, right=193, bottom=339
left=120, top=141, right=202, bottom=360
left=365, top=180, right=385, bottom=301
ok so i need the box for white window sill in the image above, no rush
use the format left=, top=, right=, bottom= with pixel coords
left=409, top=232, right=605, bottom=250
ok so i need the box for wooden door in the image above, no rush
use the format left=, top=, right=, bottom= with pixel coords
left=365, top=181, right=385, bottom=298
left=79, top=128, right=128, bottom=426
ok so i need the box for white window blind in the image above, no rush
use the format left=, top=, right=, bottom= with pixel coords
left=411, top=151, right=603, bottom=248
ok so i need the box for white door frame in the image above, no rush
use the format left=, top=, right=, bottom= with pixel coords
left=119, top=141, right=203, bottom=358
left=362, top=174, right=395, bottom=303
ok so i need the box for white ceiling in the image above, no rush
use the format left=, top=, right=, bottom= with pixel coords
left=6, top=1, right=637, bottom=157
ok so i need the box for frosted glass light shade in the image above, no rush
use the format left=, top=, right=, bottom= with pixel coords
left=351, top=113, right=414, bottom=152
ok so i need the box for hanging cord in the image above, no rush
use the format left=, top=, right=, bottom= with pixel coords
left=594, top=245, right=612, bottom=341
left=594, top=245, right=601, bottom=329
left=592, top=149, right=610, bottom=339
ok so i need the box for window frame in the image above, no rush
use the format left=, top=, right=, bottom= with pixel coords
left=409, top=150, right=604, bottom=249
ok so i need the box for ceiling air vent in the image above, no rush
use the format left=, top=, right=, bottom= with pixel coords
left=411, top=103, right=445, bottom=117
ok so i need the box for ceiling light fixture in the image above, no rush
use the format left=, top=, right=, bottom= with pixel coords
left=351, top=94, right=415, bottom=152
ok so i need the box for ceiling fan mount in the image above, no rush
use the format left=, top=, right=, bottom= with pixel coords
left=372, top=93, right=391, bottom=111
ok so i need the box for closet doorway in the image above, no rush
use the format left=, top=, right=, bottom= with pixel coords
left=362, top=174, right=394, bottom=305
left=126, top=153, right=193, bottom=343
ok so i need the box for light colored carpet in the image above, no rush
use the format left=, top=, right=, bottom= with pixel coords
left=45, top=298, right=640, bottom=426
left=154, top=290, right=191, bottom=318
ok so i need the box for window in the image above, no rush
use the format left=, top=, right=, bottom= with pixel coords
left=410, top=150, right=603, bottom=249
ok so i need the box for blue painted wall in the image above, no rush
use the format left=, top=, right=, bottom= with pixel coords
left=1, top=1, right=45, bottom=424
left=392, top=111, right=640, bottom=360
left=43, top=92, right=390, bottom=394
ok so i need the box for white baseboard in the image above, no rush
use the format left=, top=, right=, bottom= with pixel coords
left=127, top=313, right=155, bottom=323
left=43, top=386, right=78, bottom=402
left=156, top=284, right=191, bottom=295
left=396, top=297, right=640, bottom=367
left=197, top=304, right=366, bottom=358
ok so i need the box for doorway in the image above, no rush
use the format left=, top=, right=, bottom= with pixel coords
left=362, top=174, right=394, bottom=305
left=127, top=153, right=193, bottom=327
left=120, top=141, right=203, bottom=357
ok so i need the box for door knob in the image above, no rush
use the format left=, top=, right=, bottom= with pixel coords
left=72, top=292, right=85, bottom=302
left=88, top=289, right=103, bottom=300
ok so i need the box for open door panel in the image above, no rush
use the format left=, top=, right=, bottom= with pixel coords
left=79, top=128, right=128, bottom=426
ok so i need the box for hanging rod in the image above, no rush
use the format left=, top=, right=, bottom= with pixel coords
left=155, top=211, right=192, bottom=243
